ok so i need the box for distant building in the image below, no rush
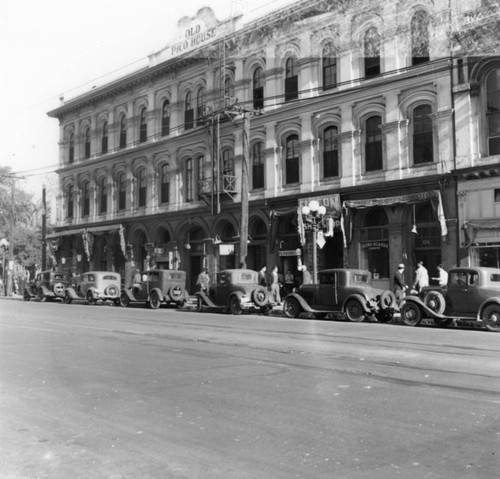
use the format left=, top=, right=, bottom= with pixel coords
left=46, top=0, right=498, bottom=291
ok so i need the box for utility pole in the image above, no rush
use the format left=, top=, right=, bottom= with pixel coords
left=239, top=111, right=250, bottom=268
left=42, top=185, right=47, bottom=271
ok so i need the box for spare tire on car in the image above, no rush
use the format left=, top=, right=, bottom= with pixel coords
left=252, top=286, right=269, bottom=307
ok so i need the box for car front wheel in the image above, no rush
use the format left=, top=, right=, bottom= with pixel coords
left=228, top=296, right=242, bottom=315
left=86, top=290, right=96, bottom=305
left=401, top=302, right=423, bottom=327
left=483, top=304, right=500, bottom=332
left=195, top=296, right=203, bottom=312
left=23, top=290, right=31, bottom=302
left=64, top=292, right=72, bottom=304
left=345, top=299, right=365, bottom=322
left=283, top=298, right=301, bottom=318
left=119, top=292, right=130, bottom=308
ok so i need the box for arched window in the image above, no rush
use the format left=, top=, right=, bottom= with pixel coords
left=196, top=87, right=205, bottom=125
left=365, top=116, right=382, bottom=171
left=364, top=27, right=381, bottom=77
left=487, top=69, right=500, bottom=155
left=82, top=181, right=90, bottom=217
left=99, top=177, right=107, bottom=215
left=119, top=115, right=127, bottom=149
left=139, top=107, right=147, bottom=143
left=361, top=207, right=389, bottom=279
left=137, top=169, right=147, bottom=207
left=411, top=10, right=430, bottom=65
left=413, top=104, right=434, bottom=164
left=186, top=159, right=193, bottom=201
left=84, top=127, right=91, bottom=159
left=118, top=173, right=126, bottom=211
left=323, top=126, right=339, bottom=178
left=185, top=92, right=193, bottom=130
left=68, top=132, right=74, bottom=164
left=101, top=122, right=108, bottom=154
left=67, top=185, right=74, bottom=220
left=285, top=57, right=298, bottom=101
left=285, top=135, right=299, bottom=184
left=222, top=150, right=235, bottom=191
left=323, top=43, right=337, bottom=90
left=160, top=164, right=170, bottom=204
left=252, top=141, right=265, bottom=189
left=224, top=77, right=234, bottom=101
left=161, top=100, right=170, bottom=137
left=253, top=67, right=264, bottom=110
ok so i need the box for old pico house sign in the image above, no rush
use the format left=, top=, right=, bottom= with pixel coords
left=170, top=22, right=217, bottom=56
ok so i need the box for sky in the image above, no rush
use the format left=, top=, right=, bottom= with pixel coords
left=0, top=0, right=295, bottom=197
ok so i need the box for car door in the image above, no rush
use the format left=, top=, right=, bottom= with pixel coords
left=316, top=271, right=338, bottom=310
left=446, top=270, right=478, bottom=316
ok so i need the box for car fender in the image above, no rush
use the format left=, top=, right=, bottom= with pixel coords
left=24, top=285, right=35, bottom=297
left=404, top=295, right=446, bottom=319
left=478, top=297, right=500, bottom=320
left=120, top=288, right=136, bottom=302
left=65, top=287, right=80, bottom=300
left=342, top=293, right=373, bottom=313
left=41, top=285, right=53, bottom=297
left=195, top=291, right=218, bottom=308
left=149, top=287, right=165, bottom=302
left=284, top=293, right=315, bottom=313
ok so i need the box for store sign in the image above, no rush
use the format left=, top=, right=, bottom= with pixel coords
left=279, top=249, right=300, bottom=257
left=170, top=23, right=217, bottom=57
left=219, top=244, right=234, bottom=256
left=362, top=242, right=389, bottom=250
left=298, top=194, right=341, bottom=218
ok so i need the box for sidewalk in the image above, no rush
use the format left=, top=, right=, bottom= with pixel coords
left=0, top=294, right=22, bottom=300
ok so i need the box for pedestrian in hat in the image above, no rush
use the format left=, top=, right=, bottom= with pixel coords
left=393, top=263, right=408, bottom=307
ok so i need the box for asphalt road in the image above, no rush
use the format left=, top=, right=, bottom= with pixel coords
left=1, top=299, right=499, bottom=479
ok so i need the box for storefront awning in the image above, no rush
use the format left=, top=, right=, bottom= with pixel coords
left=463, top=218, right=500, bottom=247
left=46, top=224, right=122, bottom=239
left=343, top=190, right=448, bottom=239
left=46, top=228, right=85, bottom=239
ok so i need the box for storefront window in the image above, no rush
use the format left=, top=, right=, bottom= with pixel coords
left=471, top=244, right=500, bottom=268
left=360, top=207, right=389, bottom=278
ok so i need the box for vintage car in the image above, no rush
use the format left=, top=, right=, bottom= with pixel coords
left=283, top=268, right=396, bottom=322
left=400, top=266, right=500, bottom=331
left=119, top=269, right=188, bottom=309
left=194, top=269, right=273, bottom=315
left=64, top=271, right=121, bottom=305
left=23, top=270, right=71, bottom=302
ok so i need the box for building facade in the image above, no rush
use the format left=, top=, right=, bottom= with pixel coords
left=47, top=0, right=492, bottom=291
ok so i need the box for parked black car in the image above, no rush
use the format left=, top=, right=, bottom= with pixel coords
left=23, top=270, right=70, bottom=302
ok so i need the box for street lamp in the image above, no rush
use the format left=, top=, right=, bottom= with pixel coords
left=301, top=200, right=327, bottom=283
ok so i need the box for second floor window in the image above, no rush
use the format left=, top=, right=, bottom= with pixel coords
left=252, top=142, right=265, bottom=189
left=323, top=126, right=339, bottom=178
left=84, top=127, right=91, bottom=159
left=185, top=92, right=194, bottom=130
left=364, top=27, right=381, bottom=77
left=253, top=67, right=264, bottom=110
left=161, top=100, right=170, bottom=136
left=82, top=182, right=90, bottom=217
left=118, top=173, right=126, bottom=211
left=285, top=135, right=299, bottom=184
left=138, top=169, right=147, bottom=207
left=139, top=108, right=147, bottom=143
left=186, top=159, right=193, bottom=201
left=365, top=116, right=383, bottom=172
left=413, top=104, right=434, bottom=164
left=99, top=178, right=107, bottom=214
left=160, top=164, right=169, bottom=204
left=196, top=88, right=205, bottom=125
left=101, top=122, right=108, bottom=154
left=487, top=69, right=500, bottom=155
left=285, top=57, right=298, bottom=102
left=119, top=115, right=127, bottom=149
left=67, top=186, right=74, bottom=219
left=323, top=44, right=337, bottom=90
left=68, top=133, right=74, bottom=163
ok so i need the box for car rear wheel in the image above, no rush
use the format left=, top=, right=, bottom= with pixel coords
left=423, top=291, right=446, bottom=315
left=283, top=298, right=301, bottom=318
left=64, top=292, right=72, bottom=304
left=23, top=290, right=31, bottom=302
left=228, top=296, right=242, bottom=315
left=86, top=290, right=96, bottom=305
left=38, top=290, right=46, bottom=302
left=483, top=304, right=500, bottom=332
left=119, top=292, right=130, bottom=308
left=401, top=302, right=423, bottom=327
left=345, top=299, right=365, bottom=322
left=150, top=291, right=161, bottom=309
